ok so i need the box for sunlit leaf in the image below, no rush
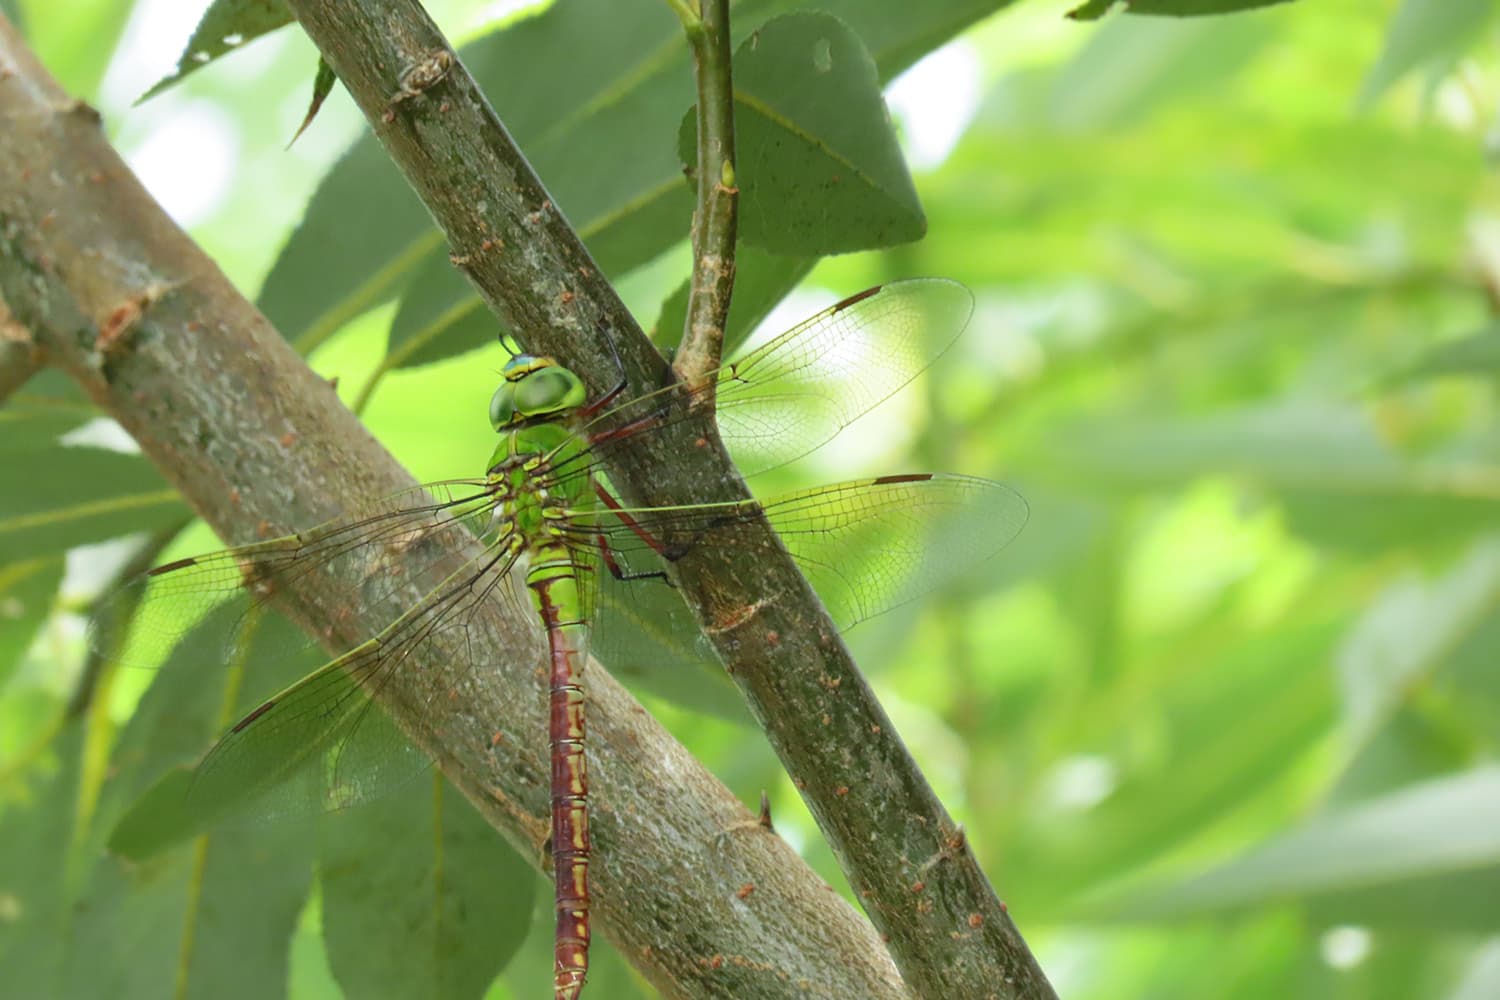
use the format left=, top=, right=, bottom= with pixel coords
left=1069, top=0, right=1295, bottom=18
left=1358, top=0, right=1500, bottom=108
left=138, top=0, right=293, bottom=103
left=1086, top=768, right=1500, bottom=930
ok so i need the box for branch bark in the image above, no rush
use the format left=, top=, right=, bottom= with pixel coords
left=278, top=2, right=1056, bottom=997
left=0, top=14, right=903, bottom=1000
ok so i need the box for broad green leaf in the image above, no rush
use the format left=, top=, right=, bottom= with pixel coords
left=680, top=12, right=924, bottom=256
left=0, top=557, right=62, bottom=688
left=1385, top=326, right=1500, bottom=384
left=0, top=446, right=185, bottom=562
left=264, top=0, right=1011, bottom=370
left=1086, top=767, right=1500, bottom=930
left=1049, top=9, right=1276, bottom=130
left=1031, top=621, right=1336, bottom=909
left=1030, top=405, right=1500, bottom=550
left=0, top=726, right=84, bottom=995
left=1069, top=0, right=1295, bottom=18
left=82, top=618, right=319, bottom=996
left=1335, top=539, right=1500, bottom=747
left=1358, top=0, right=1500, bottom=108
left=320, top=779, right=534, bottom=999
left=138, top=0, right=294, bottom=103
left=649, top=244, right=816, bottom=356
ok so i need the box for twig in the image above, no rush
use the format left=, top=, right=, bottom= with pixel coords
left=673, top=0, right=738, bottom=388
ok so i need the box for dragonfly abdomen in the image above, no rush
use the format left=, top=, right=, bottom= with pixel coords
left=527, top=541, right=591, bottom=1000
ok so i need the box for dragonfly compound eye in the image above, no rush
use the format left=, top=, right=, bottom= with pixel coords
left=514, top=367, right=586, bottom=417
left=489, top=383, right=518, bottom=430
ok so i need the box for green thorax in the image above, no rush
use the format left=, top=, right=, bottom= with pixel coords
left=486, top=355, right=596, bottom=542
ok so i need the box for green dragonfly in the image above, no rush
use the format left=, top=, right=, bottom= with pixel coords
left=105, top=277, right=1027, bottom=1000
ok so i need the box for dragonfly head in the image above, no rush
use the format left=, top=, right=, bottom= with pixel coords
left=489, top=355, right=588, bottom=431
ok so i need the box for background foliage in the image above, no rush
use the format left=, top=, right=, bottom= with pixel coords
left=4, top=0, right=1500, bottom=997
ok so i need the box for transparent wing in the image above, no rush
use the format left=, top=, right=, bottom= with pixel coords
left=574, top=279, right=974, bottom=479
left=579, top=475, right=1026, bottom=711
left=184, top=527, right=526, bottom=826
left=91, top=479, right=500, bottom=672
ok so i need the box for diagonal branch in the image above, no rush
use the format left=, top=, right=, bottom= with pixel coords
left=0, top=12, right=902, bottom=999
left=279, top=1, right=1057, bottom=996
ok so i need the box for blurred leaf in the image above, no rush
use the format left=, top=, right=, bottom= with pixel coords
left=1034, top=621, right=1336, bottom=909
left=16, top=0, right=132, bottom=97
left=139, top=0, right=293, bottom=103
left=1358, top=0, right=1500, bottom=109
left=1089, top=767, right=1500, bottom=930
left=649, top=244, right=816, bottom=355
left=1049, top=10, right=1276, bottom=130
left=0, top=725, right=83, bottom=995
left=287, top=57, right=337, bottom=149
left=1031, top=405, right=1500, bottom=550
left=320, top=778, right=534, bottom=1000
left=1386, top=326, right=1500, bottom=384
left=1450, top=939, right=1500, bottom=1000
left=0, top=446, right=185, bottom=562
left=1069, top=0, right=1295, bottom=18
left=0, top=557, right=62, bottom=688
left=1335, top=538, right=1500, bottom=747
left=680, top=12, right=925, bottom=256
left=1, top=0, right=21, bottom=29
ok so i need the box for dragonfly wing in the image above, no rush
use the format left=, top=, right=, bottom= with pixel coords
left=571, top=279, right=973, bottom=481
left=764, top=474, right=1028, bottom=629
left=92, top=479, right=501, bottom=673
left=185, top=528, right=529, bottom=826
left=572, top=475, right=1026, bottom=703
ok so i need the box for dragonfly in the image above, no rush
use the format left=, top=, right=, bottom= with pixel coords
left=103, top=278, right=1028, bottom=1000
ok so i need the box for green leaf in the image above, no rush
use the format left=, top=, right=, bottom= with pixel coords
left=138, top=0, right=294, bottom=103
left=1049, top=8, right=1276, bottom=129
left=1358, top=0, right=1500, bottom=108
left=0, top=725, right=84, bottom=995
left=0, top=446, right=185, bottom=562
left=1032, top=405, right=1500, bottom=550
left=320, top=778, right=534, bottom=999
left=385, top=249, right=496, bottom=371
left=287, top=57, right=338, bottom=149
left=681, top=12, right=924, bottom=257
left=1087, top=768, right=1500, bottom=930
left=0, top=557, right=62, bottom=688
left=1385, top=326, right=1500, bottom=384
left=263, top=0, right=1003, bottom=370
left=1335, top=540, right=1500, bottom=747
left=1068, top=0, right=1295, bottom=18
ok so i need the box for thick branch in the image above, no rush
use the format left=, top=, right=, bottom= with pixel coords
left=0, top=15, right=903, bottom=999
left=674, top=0, right=738, bottom=386
left=281, top=1, right=1057, bottom=996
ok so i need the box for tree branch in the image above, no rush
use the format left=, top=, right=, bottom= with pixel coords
left=0, top=14, right=903, bottom=999
left=278, top=2, right=1057, bottom=996
left=673, top=0, right=738, bottom=386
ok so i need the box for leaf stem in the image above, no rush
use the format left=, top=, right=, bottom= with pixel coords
left=673, top=0, right=738, bottom=388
